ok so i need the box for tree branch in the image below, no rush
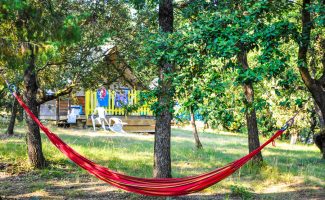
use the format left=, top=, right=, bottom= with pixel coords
left=174, top=0, right=196, bottom=9
left=106, top=48, right=148, bottom=90
left=297, top=0, right=314, bottom=89
left=36, top=83, right=76, bottom=105
left=0, top=87, right=6, bottom=97
left=37, top=61, right=70, bottom=73
left=318, top=38, right=325, bottom=84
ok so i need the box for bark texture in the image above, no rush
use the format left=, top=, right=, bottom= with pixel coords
left=24, top=44, right=46, bottom=168
left=306, top=108, right=316, bottom=144
left=190, top=107, right=203, bottom=149
left=314, top=102, right=325, bottom=130
left=154, top=0, right=174, bottom=178
left=238, top=51, right=263, bottom=163
left=6, top=93, right=19, bottom=135
left=314, top=132, right=325, bottom=159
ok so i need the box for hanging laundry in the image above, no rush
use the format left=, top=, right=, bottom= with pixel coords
left=115, top=89, right=129, bottom=108
left=97, top=86, right=109, bottom=107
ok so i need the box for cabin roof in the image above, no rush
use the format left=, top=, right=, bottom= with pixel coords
left=104, top=47, right=147, bottom=90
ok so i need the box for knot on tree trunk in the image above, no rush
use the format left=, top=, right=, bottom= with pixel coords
left=314, top=130, right=325, bottom=159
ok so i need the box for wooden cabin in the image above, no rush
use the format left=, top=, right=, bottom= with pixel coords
left=85, top=86, right=155, bottom=132
left=40, top=87, right=155, bottom=133
left=40, top=47, right=155, bottom=132
left=39, top=90, right=87, bottom=125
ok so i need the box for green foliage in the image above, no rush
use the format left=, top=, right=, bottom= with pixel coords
left=120, top=91, right=156, bottom=115
left=0, top=0, right=322, bottom=142
left=230, top=185, right=253, bottom=199
left=0, top=0, right=138, bottom=98
left=166, top=0, right=321, bottom=137
left=153, top=0, right=307, bottom=133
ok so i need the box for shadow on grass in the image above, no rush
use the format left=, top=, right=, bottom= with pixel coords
left=3, top=127, right=324, bottom=178
left=1, top=126, right=325, bottom=199
left=1, top=172, right=324, bottom=200
left=37, top=131, right=252, bottom=178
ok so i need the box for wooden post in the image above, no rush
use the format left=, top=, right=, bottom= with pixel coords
left=56, top=98, right=60, bottom=125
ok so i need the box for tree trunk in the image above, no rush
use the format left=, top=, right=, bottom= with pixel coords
left=17, top=106, right=24, bottom=122
left=24, top=44, right=46, bottom=168
left=290, top=132, right=298, bottom=145
left=56, top=98, right=60, bottom=125
left=153, top=0, right=174, bottom=178
left=314, top=132, right=325, bottom=159
left=310, top=37, right=325, bottom=131
left=190, top=107, right=203, bottom=149
left=297, top=0, right=325, bottom=157
left=238, top=51, right=263, bottom=163
left=314, top=100, right=325, bottom=130
left=244, top=83, right=263, bottom=162
left=306, top=108, right=316, bottom=144
left=154, top=64, right=173, bottom=178
left=312, top=92, right=325, bottom=131
left=6, top=93, right=19, bottom=135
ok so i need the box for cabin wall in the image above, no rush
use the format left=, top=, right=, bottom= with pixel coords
left=77, top=96, right=85, bottom=114
left=59, top=97, right=85, bottom=115
left=85, top=89, right=153, bottom=117
left=39, top=100, right=57, bottom=120
left=40, top=96, right=86, bottom=120
left=39, top=88, right=153, bottom=121
left=59, top=99, right=69, bottom=116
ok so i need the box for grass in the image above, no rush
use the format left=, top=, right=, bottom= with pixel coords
left=0, top=123, right=324, bottom=199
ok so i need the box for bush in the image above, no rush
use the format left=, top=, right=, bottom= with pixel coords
left=230, top=185, right=253, bottom=200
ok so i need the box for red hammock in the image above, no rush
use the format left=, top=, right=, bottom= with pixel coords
left=13, top=92, right=287, bottom=196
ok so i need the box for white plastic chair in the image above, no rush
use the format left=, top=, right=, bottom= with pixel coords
left=67, top=106, right=82, bottom=124
left=108, top=117, right=127, bottom=133
left=91, top=107, right=109, bottom=131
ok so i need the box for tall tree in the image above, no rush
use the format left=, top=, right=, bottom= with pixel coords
left=6, top=92, right=18, bottom=135
left=0, top=0, right=133, bottom=168
left=190, top=106, right=203, bottom=149
left=173, top=60, right=205, bottom=149
left=296, top=0, right=325, bottom=158
left=237, top=51, right=263, bottom=162
left=154, top=0, right=174, bottom=178
left=173, top=0, right=296, bottom=163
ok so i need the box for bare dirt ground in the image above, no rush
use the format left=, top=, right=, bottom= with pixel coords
left=1, top=168, right=324, bottom=200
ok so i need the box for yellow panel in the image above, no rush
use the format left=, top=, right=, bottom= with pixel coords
left=84, top=89, right=153, bottom=117
left=111, top=90, right=116, bottom=115
left=85, top=91, right=90, bottom=117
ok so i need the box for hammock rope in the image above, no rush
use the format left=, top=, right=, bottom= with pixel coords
left=3, top=80, right=298, bottom=196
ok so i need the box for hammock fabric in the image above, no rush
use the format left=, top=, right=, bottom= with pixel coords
left=13, top=92, right=287, bottom=196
